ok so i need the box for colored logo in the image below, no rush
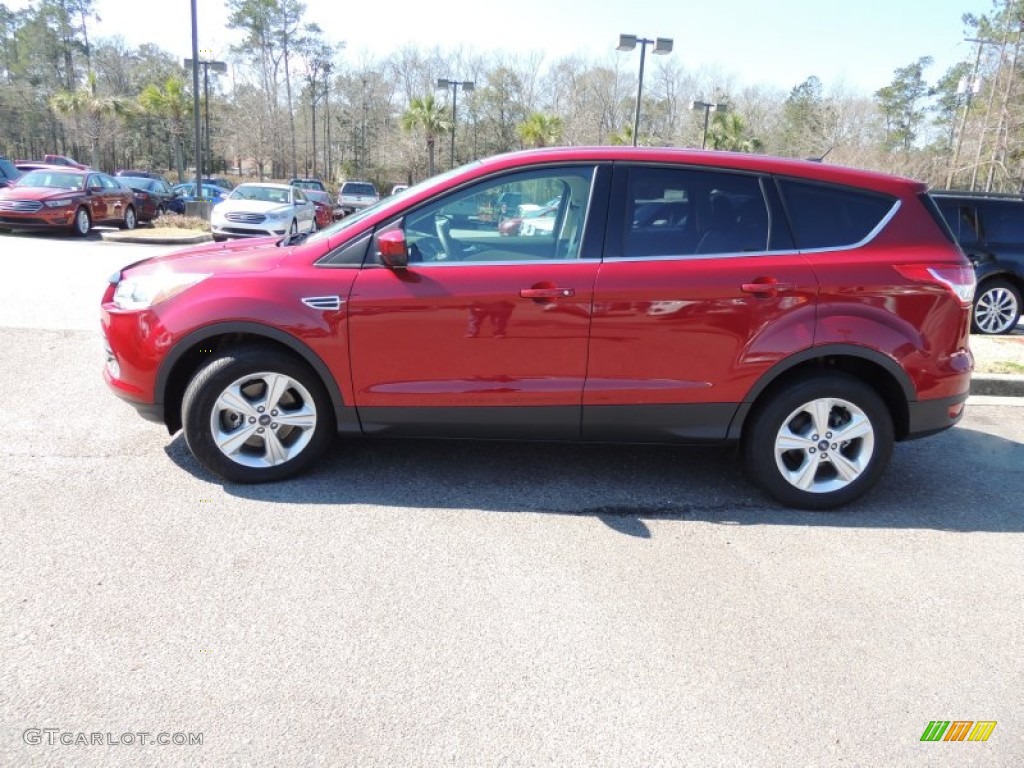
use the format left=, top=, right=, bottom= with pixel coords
left=920, top=721, right=997, bottom=742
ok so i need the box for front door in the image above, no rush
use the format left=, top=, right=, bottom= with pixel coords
left=348, top=165, right=605, bottom=439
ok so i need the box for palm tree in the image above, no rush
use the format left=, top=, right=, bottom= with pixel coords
left=706, top=112, right=764, bottom=153
left=608, top=123, right=635, bottom=146
left=50, top=72, right=133, bottom=169
left=138, top=76, right=192, bottom=181
left=517, top=112, right=563, bottom=148
left=401, top=94, right=450, bottom=178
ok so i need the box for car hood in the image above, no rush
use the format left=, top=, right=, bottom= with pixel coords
left=0, top=186, right=83, bottom=200
left=215, top=199, right=292, bottom=214
left=121, top=236, right=287, bottom=277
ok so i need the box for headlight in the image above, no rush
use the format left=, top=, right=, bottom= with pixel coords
left=265, top=207, right=291, bottom=220
left=45, top=199, right=74, bottom=208
left=112, top=271, right=210, bottom=310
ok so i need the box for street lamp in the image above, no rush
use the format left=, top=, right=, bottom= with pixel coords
left=616, top=34, right=673, bottom=146
left=184, top=56, right=227, bottom=176
left=437, top=77, right=474, bottom=169
left=690, top=99, right=727, bottom=150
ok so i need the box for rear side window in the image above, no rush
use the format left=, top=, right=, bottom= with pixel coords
left=619, top=166, right=769, bottom=258
left=778, top=179, right=896, bottom=250
left=936, top=200, right=979, bottom=245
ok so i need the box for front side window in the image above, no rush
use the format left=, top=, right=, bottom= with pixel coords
left=400, top=166, right=596, bottom=264
left=618, top=166, right=769, bottom=258
left=779, top=179, right=896, bottom=250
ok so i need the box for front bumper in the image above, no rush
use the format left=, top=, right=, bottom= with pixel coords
left=0, top=210, right=75, bottom=228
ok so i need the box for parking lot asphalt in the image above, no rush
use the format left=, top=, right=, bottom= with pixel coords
left=1, top=232, right=1022, bottom=766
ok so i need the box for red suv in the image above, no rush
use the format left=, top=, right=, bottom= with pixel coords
left=101, top=148, right=975, bottom=509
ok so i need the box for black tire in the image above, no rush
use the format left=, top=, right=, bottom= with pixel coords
left=181, top=346, right=335, bottom=483
left=71, top=206, right=91, bottom=237
left=120, top=205, right=137, bottom=230
left=972, top=278, right=1021, bottom=335
left=742, top=372, right=894, bottom=510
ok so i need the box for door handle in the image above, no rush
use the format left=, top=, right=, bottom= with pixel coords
left=741, top=280, right=793, bottom=296
left=520, top=287, right=575, bottom=299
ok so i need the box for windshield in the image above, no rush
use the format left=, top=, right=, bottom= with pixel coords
left=119, top=177, right=156, bottom=190
left=230, top=185, right=292, bottom=204
left=292, top=180, right=325, bottom=191
left=16, top=170, right=84, bottom=190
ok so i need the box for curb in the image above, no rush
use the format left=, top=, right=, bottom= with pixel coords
left=100, top=231, right=212, bottom=245
left=971, top=373, right=1024, bottom=397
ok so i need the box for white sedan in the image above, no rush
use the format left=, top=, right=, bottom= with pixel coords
left=211, top=183, right=316, bottom=240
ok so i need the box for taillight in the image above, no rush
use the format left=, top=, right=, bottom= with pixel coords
left=893, top=264, right=976, bottom=307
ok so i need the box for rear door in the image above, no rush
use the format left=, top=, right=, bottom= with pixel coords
left=583, top=164, right=818, bottom=442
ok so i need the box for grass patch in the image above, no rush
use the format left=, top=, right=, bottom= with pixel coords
left=990, top=361, right=1024, bottom=374
left=151, top=213, right=210, bottom=231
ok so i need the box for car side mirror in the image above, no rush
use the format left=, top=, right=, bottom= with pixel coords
left=378, top=230, right=409, bottom=269
left=89, top=185, right=102, bottom=194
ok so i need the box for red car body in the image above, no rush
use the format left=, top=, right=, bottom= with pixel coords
left=101, top=147, right=974, bottom=508
left=0, top=168, right=137, bottom=235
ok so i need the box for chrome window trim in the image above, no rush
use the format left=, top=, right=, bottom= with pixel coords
left=383, top=257, right=604, bottom=269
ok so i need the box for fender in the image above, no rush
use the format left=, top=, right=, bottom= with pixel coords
left=726, top=343, right=916, bottom=441
left=155, top=321, right=360, bottom=434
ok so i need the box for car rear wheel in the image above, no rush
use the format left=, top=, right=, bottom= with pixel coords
left=71, top=206, right=91, bottom=237
left=120, top=206, right=137, bottom=230
left=743, top=373, right=894, bottom=510
left=181, top=347, right=335, bottom=483
left=972, top=278, right=1021, bottom=335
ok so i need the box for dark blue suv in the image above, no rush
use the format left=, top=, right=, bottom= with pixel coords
left=933, top=190, right=1024, bottom=334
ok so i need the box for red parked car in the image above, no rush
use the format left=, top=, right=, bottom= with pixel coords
left=101, top=147, right=974, bottom=509
left=0, top=168, right=138, bottom=235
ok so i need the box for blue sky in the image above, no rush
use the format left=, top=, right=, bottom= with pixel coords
left=7, top=0, right=985, bottom=94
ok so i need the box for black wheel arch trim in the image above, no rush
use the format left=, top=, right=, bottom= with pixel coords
left=155, top=321, right=359, bottom=433
left=726, top=343, right=917, bottom=441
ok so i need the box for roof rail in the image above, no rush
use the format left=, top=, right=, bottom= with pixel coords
left=931, top=189, right=1024, bottom=200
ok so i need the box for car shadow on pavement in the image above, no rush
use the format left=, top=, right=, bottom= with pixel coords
left=163, top=424, right=1024, bottom=537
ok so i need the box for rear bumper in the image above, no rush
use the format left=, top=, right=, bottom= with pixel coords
left=904, top=392, right=969, bottom=440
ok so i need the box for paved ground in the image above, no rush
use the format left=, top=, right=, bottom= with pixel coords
left=1, top=232, right=1022, bottom=766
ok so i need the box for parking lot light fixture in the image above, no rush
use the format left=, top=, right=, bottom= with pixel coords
left=617, top=35, right=673, bottom=146
left=436, top=78, right=475, bottom=169
left=691, top=99, right=727, bottom=150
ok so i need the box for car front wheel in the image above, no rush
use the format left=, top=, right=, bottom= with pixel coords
left=181, top=347, right=335, bottom=483
left=71, top=206, right=91, bottom=237
left=743, top=373, right=894, bottom=510
left=972, top=278, right=1021, bottom=335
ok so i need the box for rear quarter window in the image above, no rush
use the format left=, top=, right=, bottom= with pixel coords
left=977, top=200, right=1024, bottom=243
left=778, top=179, right=896, bottom=250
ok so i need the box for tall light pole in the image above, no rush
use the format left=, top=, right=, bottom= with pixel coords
left=690, top=99, right=727, bottom=149
left=184, top=56, right=227, bottom=176
left=188, top=0, right=201, bottom=198
left=437, top=78, right=474, bottom=169
left=616, top=34, right=673, bottom=146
